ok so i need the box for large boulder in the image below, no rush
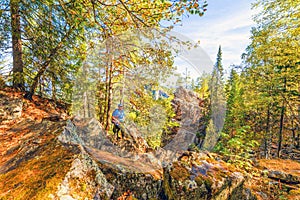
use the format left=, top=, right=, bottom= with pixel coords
left=172, top=86, right=204, bottom=132
left=162, top=151, right=256, bottom=200
left=54, top=154, right=114, bottom=200
left=158, top=87, right=205, bottom=165
left=161, top=86, right=205, bottom=148
left=0, top=119, right=114, bottom=199
left=69, top=117, right=124, bottom=155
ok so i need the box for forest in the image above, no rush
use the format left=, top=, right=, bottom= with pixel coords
left=0, top=0, right=299, bottom=199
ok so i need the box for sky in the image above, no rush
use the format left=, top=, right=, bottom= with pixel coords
left=172, top=0, right=257, bottom=78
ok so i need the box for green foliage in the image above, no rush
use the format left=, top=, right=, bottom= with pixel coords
left=193, top=72, right=211, bottom=99
left=223, top=68, right=245, bottom=134
left=240, top=0, right=300, bottom=158
left=215, top=45, right=223, bottom=79
left=202, top=46, right=226, bottom=151
left=128, top=88, right=179, bottom=148
left=0, top=0, right=209, bottom=98
left=214, top=126, right=259, bottom=171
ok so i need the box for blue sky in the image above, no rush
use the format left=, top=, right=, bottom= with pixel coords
left=172, top=0, right=257, bottom=77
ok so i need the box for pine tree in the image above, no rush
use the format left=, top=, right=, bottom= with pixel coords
left=215, top=45, right=224, bottom=79
left=223, top=68, right=244, bottom=135
left=202, top=46, right=226, bottom=150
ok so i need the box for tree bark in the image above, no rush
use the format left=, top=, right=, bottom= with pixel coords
left=105, top=55, right=113, bottom=131
left=105, top=37, right=113, bottom=131
left=10, top=0, right=24, bottom=91
left=264, top=103, right=271, bottom=159
left=277, top=77, right=287, bottom=158
left=277, top=103, right=285, bottom=158
left=51, top=74, right=56, bottom=100
left=83, top=91, right=87, bottom=118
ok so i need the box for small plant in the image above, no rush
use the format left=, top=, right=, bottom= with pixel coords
left=214, top=126, right=259, bottom=171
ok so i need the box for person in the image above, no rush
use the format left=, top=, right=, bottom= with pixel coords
left=112, top=104, right=125, bottom=140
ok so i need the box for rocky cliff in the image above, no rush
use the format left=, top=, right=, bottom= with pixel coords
left=1, top=88, right=299, bottom=200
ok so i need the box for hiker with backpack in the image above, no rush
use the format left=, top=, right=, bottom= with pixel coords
left=112, top=104, right=125, bottom=140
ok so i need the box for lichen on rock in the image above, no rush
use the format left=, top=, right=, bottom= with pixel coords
left=55, top=154, right=114, bottom=200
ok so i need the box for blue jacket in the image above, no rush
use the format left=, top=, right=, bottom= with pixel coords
left=112, top=109, right=125, bottom=125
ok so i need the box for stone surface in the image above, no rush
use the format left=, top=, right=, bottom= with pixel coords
left=161, top=86, right=205, bottom=150
left=163, top=129, right=197, bottom=152
left=58, top=119, right=86, bottom=146
left=268, top=170, right=300, bottom=184
left=123, top=122, right=150, bottom=153
left=70, top=117, right=149, bottom=156
left=172, top=86, right=204, bottom=132
left=162, top=151, right=256, bottom=200
left=0, top=92, right=23, bottom=121
left=55, top=154, right=114, bottom=199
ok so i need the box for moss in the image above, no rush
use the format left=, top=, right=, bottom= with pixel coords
left=67, top=178, right=93, bottom=200
left=169, top=162, right=190, bottom=182
left=195, top=176, right=204, bottom=186
left=66, top=169, right=97, bottom=199
left=162, top=170, right=175, bottom=200
left=0, top=139, right=76, bottom=200
left=287, top=188, right=300, bottom=200
left=195, top=174, right=213, bottom=191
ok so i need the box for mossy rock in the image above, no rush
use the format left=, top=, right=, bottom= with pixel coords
left=169, top=162, right=190, bottom=182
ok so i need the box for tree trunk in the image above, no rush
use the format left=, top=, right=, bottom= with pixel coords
left=277, top=103, right=285, bottom=158
left=264, top=103, right=271, bottom=159
left=297, top=131, right=300, bottom=149
left=10, top=0, right=24, bottom=91
left=104, top=37, right=114, bottom=131
left=83, top=91, right=87, bottom=118
left=277, top=77, right=287, bottom=158
left=103, top=66, right=109, bottom=127
left=51, top=74, right=56, bottom=100
left=97, top=82, right=104, bottom=123
left=87, top=91, right=91, bottom=118
left=38, top=76, right=43, bottom=96
left=24, top=64, right=48, bottom=100
left=105, top=59, right=113, bottom=131
left=297, top=85, right=300, bottom=149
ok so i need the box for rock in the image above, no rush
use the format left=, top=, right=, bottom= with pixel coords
left=155, top=129, right=197, bottom=167
left=58, top=119, right=85, bottom=145
left=163, top=129, right=197, bottom=152
left=72, top=117, right=122, bottom=153
left=172, top=86, right=204, bottom=132
left=85, top=147, right=163, bottom=199
left=268, top=170, right=300, bottom=184
left=71, top=117, right=149, bottom=155
left=55, top=154, right=114, bottom=199
left=0, top=116, right=256, bottom=200
left=0, top=89, right=258, bottom=200
left=0, top=93, right=23, bottom=121
left=123, top=122, right=150, bottom=153
left=161, top=86, right=205, bottom=150
left=162, top=151, right=256, bottom=200
left=156, top=87, right=205, bottom=166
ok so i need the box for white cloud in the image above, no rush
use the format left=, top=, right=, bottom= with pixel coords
left=172, top=0, right=257, bottom=75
